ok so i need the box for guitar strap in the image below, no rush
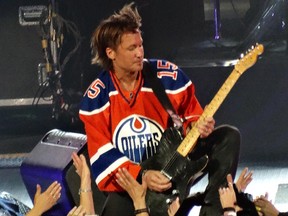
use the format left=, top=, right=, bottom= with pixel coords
left=142, top=59, right=183, bottom=131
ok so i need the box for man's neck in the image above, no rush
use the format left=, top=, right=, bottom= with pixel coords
left=114, top=70, right=139, bottom=92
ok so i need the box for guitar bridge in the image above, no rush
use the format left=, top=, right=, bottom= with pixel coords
left=160, top=170, right=172, bottom=180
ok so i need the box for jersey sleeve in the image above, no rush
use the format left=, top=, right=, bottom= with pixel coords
left=149, top=59, right=203, bottom=132
left=170, top=77, right=203, bottom=132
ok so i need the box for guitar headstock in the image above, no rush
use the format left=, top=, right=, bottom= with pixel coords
left=235, top=43, right=264, bottom=74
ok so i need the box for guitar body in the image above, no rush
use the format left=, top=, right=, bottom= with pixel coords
left=141, top=127, right=209, bottom=216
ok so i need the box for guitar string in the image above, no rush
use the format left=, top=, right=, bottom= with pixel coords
left=162, top=150, right=178, bottom=174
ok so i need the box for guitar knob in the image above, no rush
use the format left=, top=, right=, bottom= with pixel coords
left=172, top=189, right=180, bottom=196
left=166, top=198, right=173, bottom=205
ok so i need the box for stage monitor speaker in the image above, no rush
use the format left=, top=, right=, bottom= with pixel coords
left=20, top=129, right=106, bottom=216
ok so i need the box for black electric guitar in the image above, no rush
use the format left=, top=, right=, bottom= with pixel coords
left=141, top=44, right=264, bottom=216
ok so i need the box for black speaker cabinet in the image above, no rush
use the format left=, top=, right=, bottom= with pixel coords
left=0, top=0, right=47, bottom=100
left=20, top=129, right=106, bottom=215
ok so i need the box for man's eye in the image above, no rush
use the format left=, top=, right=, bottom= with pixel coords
left=128, top=46, right=136, bottom=51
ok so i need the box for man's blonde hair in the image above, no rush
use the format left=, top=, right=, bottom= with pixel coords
left=91, top=2, right=142, bottom=71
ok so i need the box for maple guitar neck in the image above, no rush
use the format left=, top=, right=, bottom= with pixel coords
left=177, top=44, right=264, bottom=157
left=177, top=69, right=241, bottom=157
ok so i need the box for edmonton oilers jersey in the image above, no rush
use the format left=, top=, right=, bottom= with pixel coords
left=79, top=59, right=203, bottom=191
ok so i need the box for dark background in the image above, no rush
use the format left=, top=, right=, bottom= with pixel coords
left=0, top=0, right=288, bottom=164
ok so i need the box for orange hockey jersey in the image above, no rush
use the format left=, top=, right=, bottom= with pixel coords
left=79, top=59, right=203, bottom=191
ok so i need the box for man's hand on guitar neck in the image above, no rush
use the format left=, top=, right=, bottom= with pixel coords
left=196, top=116, right=215, bottom=138
left=143, top=170, right=172, bottom=192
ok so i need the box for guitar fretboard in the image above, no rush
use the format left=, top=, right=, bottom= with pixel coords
left=176, top=43, right=264, bottom=156
left=177, top=70, right=241, bottom=156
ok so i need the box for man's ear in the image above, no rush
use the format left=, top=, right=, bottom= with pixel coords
left=106, top=47, right=115, bottom=60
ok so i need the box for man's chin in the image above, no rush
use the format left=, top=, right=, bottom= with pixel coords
left=135, top=63, right=143, bottom=71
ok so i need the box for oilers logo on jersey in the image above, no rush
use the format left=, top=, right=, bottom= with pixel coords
left=113, top=114, right=164, bottom=163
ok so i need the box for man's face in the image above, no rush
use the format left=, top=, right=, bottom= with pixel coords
left=110, top=30, right=144, bottom=74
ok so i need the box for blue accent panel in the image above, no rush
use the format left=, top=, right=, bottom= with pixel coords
left=144, top=59, right=191, bottom=91
left=91, top=147, right=125, bottom=179
left=80, top=70, right=116, bottom=112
